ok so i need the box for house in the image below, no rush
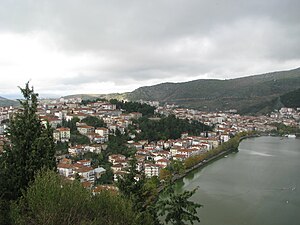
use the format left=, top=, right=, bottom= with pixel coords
left=101, top=103, right=116, bottom=110
left=68, top=145, right=85, bottom=155
left=111, top=164, right=124, bottom=173
left=177, top=149, right=193, bottom=158
left=95, top=127, right=109, bottom=137
left=170, top=146, right=182, bottom=156
left=54, top=127, right=71, bottom=142
left=144, top=163, right=161, bottom=177
left=94, top=167, right=106, bottom=178
left=129, top=112, right=142, bottom=119
left=74, top=164, right=95, bottom=182
left=87, top=133, right=108, bottom=144
left=77, top=159, right=92, bottom=167
left=156, top=150, right=171, bottom=159
left=77, top=125, right=95, bottom=135
left=84, top=144, right=102, bottom=154
left=59, top=157, right=72, bottom=164
left=108, top=154, right=126, bottom=164
left=40, top=116, right=61, bottom=128
left=57, top=163, right=74, bottom=177
left=155, top=158, right=169, bottom=168
left=173, top=154, right=186, bottom=161
left=220, top=133, right=230, bottom=142
left=132, top=142, right=143, bottom=150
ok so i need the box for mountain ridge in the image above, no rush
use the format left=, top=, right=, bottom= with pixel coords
left=0, top=96, right=18, bottom=107
left=60, top=67, right=300, bottom=114
left=126, top=67, right=300, bottom=114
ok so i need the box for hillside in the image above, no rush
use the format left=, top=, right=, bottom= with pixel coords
left=280, top=88, right=300, bottom=108
left=126, top=67, right=300, bottom=114
left=0, top=96, right=19, bottom=107
left=63, top=93, right=127, bottom=101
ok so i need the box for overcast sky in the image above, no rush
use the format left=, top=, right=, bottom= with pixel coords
left=1, top=0, right=300, bottom=98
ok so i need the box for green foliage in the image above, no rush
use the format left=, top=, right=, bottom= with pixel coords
left=159, top=168, right=173, bottom=181
left=271, top=123, right=300, bottom=135
left=183, top=132, right=248, bottom=170
left=0, top=83, right=56, bottom=201
left=0, top=198, right=11, bottom=225
left=110, top=99, right=155, bottom=116
left=135, top=115, right=211, bottom=142
left=116, top=158, right=161, bottom=224
left=82, top=152, right=105, bottom=167
left=11, top=170, right=150, bottom=225
left=280, top=88, right=300, bottom=108
left=70, top=133, right=90, bottom=145
left=157, top=184, right=202, bottom=225
left=62, top=117, right=80, bottom=134
left=80, top=152, right=114, bottom=184
left=81, top=116, right=106, bottom=128
left=116, top=159, right=145, bottom=207
left=167, top=160, right=185, bottom=175
left=62, top=117, right=91, bottom=145
left=81, top=98, right=107, bottom=105
left=96, top=167, right=114, bottom=185
left=106, top=132, right=130, bottom=157
left=55, top=141, right=69, bottom=154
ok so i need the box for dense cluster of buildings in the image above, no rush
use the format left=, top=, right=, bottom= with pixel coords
left=0, top=97, right=299, bottom=190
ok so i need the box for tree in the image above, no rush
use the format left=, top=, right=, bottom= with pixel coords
left=11, top=170, right=150, bottom=225
left=157, top=183, right=202, bottom=225
left=168, top=160, right=185, bottom=175
left=0, top=83, right=56, bottom=201
left=109, top=99, right=155, bottom=116
left=81, top=116, right=106, bottom=128
left=116, top=158, right=160, bottom=225
left=116, top=158, right=145, bottom=205
left=106, top=132, right=129, bottom=156
left=70, top=133, right=90, bottom=145
left=62, top=117, right=80, bottom=134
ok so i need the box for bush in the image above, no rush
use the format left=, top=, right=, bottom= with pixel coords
left=11, top=170, right=153, bottom=225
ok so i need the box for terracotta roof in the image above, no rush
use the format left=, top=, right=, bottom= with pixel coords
left=57, top=163, right=74, bottom=169
left=57, top=127, right=70, bottom=131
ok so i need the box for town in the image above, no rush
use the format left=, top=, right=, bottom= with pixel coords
left=0, top=97, right=299, bottom=193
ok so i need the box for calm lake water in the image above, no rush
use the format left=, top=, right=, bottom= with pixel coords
left=175, top=136, right=300, bottom=225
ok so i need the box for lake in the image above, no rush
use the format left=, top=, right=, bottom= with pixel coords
left=175, top=136, right=300, bottom=225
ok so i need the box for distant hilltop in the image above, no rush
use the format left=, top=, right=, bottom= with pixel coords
left=64, top=67, right=300, bottom=115
left=126, top=67, right=300, bottom=115
left=2, top=67, right=300, bottom=115
left=0, top=96, right=18, bottom=107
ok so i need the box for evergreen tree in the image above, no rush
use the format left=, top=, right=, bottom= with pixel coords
left=0, top=83, right=56, bottom=201
left=157, top=183, right=202, bottom=225
left=81, top=115, right=106, bottom=128
left=116, top=158, right=146, bottom=207
left=116, top=158, right=160, bottom=224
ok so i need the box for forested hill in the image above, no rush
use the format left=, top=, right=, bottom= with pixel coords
left=0, top=96, right=18, bottom=107
left=126, top=67, right=300, bottom=114
left=280, top=88, right=300, bottom=108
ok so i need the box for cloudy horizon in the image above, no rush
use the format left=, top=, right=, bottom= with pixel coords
left=1, top=0, right=300, bottom=99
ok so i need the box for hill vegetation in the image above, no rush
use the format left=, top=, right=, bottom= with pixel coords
left=280, top=88, right=300, bottom=108
left=127, top=67, right=300, bottom=114
left=0, top=96, right=18, bottom=107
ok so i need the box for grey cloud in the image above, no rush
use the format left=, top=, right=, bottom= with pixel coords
left=1, top=0, right=300, bottom=96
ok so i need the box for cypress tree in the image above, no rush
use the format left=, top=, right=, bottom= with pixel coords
left=0, top=83, right=56, bottom=201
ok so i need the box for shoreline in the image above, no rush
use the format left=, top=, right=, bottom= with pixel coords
left=158, top=134, right=260, bottom=192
